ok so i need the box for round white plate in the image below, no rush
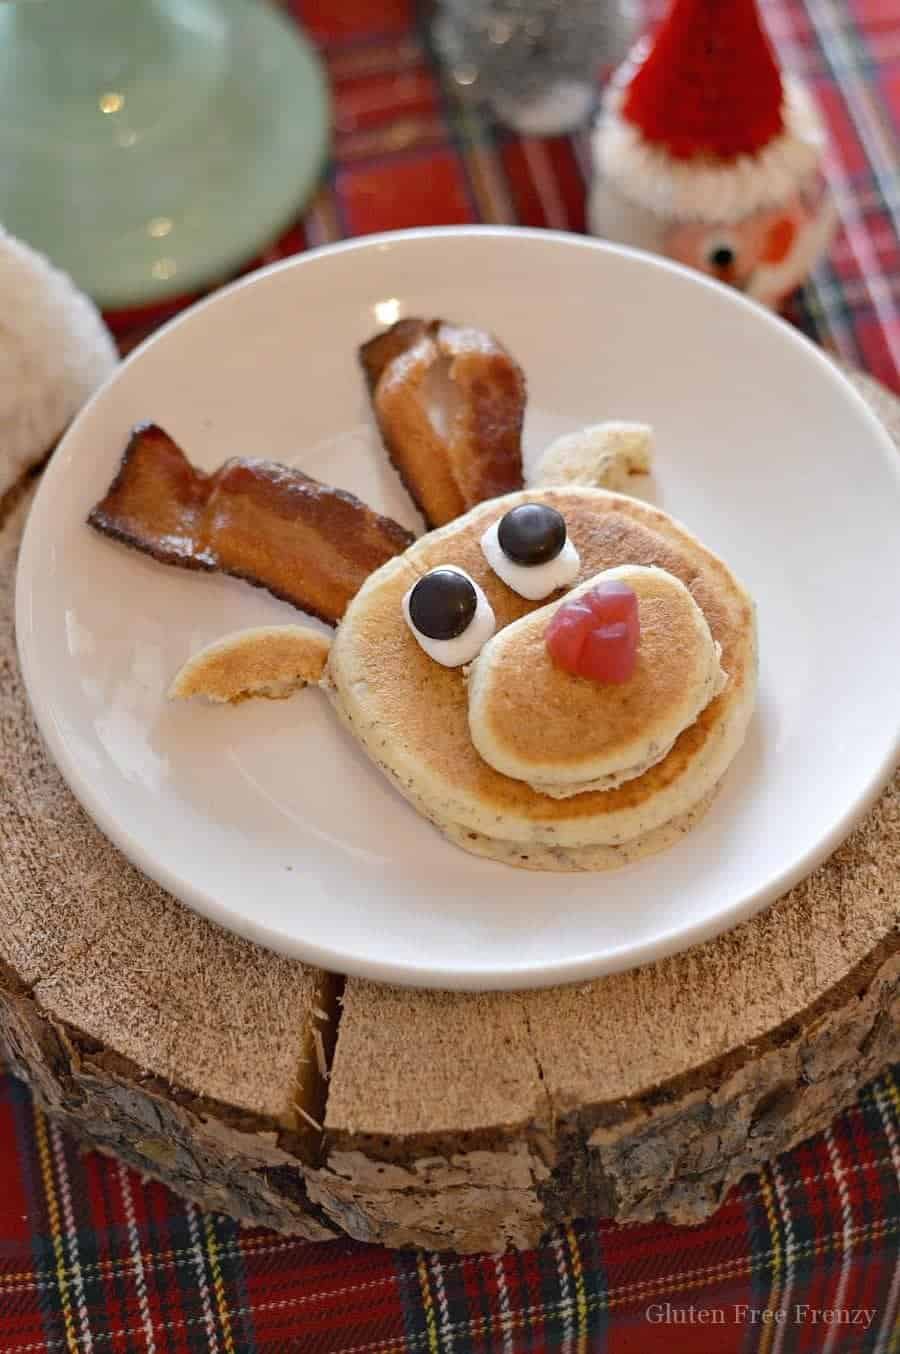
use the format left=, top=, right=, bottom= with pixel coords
left=16, top=229, right=900, bottom=990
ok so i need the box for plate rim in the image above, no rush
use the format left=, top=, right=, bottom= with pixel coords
left=15, top=226, right=900, bottom=990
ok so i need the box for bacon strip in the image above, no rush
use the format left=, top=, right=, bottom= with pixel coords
left=87, top=423, right=415, bottom=625
left=358, top=318, right=428, bottom=396
left=359, top=318, right=525, bottom=529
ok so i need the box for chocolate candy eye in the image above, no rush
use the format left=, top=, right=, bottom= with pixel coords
left=481, top=501, right=580, bottom=601
left=497, top=504, right=567, bottom=565
left=403, top=566, right=496, bottom=667
left=408, top=568, right=477, bottom=640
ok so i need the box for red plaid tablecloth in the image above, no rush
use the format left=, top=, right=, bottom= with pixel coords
left=2, top=1069, right=899, bottom=1352
left=2, top=1, right=899, bottom=1350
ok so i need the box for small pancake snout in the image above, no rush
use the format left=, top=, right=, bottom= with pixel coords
left=465, top=566, right=727, bottom=799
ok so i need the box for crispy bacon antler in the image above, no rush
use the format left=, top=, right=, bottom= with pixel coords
left=359, top=318, right=525, bottom=529
left=88, top=424, right=414, bottom=625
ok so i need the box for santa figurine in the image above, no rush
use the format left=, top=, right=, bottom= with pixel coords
left=588, top=0, right=836, bottom=309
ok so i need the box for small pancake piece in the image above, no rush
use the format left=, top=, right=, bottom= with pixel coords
left=531, top=422, right=653, bottom=491
left=466, top=566, right=726, bottom=797
left=169, top=625, right=331, bottom=704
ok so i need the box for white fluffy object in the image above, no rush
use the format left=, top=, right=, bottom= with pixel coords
left=0, top=227, right=118, bottom=496
left=532, top=422, right=653, bottom=491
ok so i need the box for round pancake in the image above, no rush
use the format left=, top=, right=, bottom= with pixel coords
left=324, top=488, right=757, bottom=849
left=438, top=788, right=717, bottom=870
left=466, top=564, right=725, bottom=797
left=325, top=698, right=719, bottom=870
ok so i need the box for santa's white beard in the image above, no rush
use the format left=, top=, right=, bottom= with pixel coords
left=745, top=197, right=837, bottom=307
left=587, top=182, right=670, bottom=257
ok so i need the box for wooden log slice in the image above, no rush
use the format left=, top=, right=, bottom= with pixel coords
left=1, top=369, right=897, bottom=1254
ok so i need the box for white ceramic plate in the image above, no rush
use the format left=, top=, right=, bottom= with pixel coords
left=16, top=229, right=900, bottom=990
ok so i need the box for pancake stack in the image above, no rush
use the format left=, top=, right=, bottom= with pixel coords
left=325, top=487, right=757, bottom=870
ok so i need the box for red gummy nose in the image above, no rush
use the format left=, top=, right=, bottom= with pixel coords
left=545, top=581, right=640, bottom=683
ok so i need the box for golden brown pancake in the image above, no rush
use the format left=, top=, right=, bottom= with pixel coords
left=169, top=625, right=330, bottom=704
left=324, top=488, right=757, bottom=860
left=466, top=565, right=725, bottom=797
left=440, top=788, right=717, bottom=870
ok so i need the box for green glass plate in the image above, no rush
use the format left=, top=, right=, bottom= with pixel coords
left=0, top=0, right=330, bottom=307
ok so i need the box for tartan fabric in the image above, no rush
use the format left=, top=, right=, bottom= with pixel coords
left=3, top=0, right=899, bottom=1350
left=1, top=1068, right=899, bottom=1352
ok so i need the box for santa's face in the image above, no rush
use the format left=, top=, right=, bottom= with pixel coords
left=588, top=172, right=836, bottom=310
left=664, top=180, right=836, bottom=309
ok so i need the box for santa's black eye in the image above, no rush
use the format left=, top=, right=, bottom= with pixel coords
left=408, top=568, right=477, bottom=640
left=708, top=242, right=736, bottom=270
left=498, top=504, right=567, bottom=565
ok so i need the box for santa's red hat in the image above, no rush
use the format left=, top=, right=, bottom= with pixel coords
left=593, top=0, right=827, bottom=224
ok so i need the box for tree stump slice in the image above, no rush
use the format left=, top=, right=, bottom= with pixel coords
left=1, top=367, right=897, bottom=1255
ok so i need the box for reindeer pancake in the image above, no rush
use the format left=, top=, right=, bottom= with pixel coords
left=171, top=488, right=755, bottom=871
left=319, top=488, right=756, bottom=870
